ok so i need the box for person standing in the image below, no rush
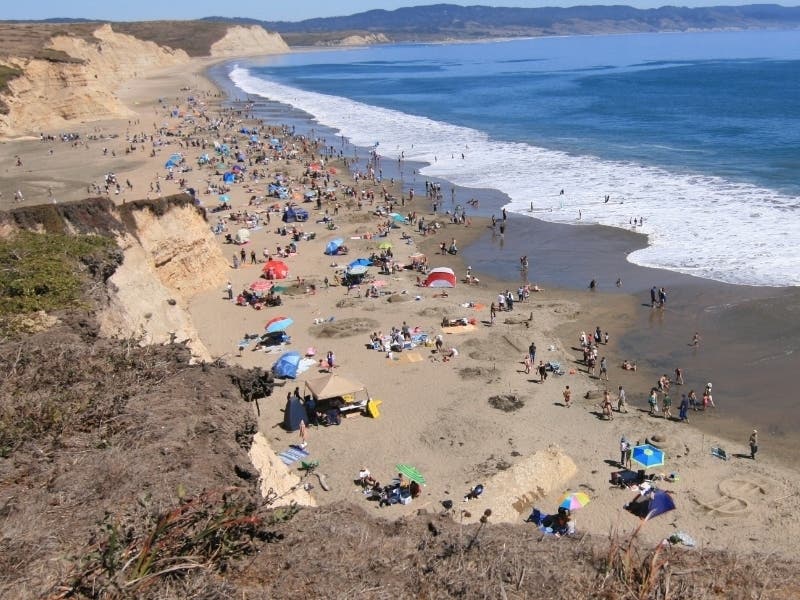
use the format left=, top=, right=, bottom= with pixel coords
left=749, top=430, right=758, bottom=460
left=226, top=281, right=233, bottom=300
left=538, top=360, right=548, bottom=383
left=679, top=394, right=690, bottom=422
left=528, top=342, right=536, bottom=365
left=617, top=385, right=628, bottom=413
left=662, top=393, right=673, bottom=420
left=599, top=356, right=609, bottom=381
left=563, top=385, right=572, bottom=408
left=619, top=437, right=630, bottom=468
left=675, top=367, right=684, bottom=385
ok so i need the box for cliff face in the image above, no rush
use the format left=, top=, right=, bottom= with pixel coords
left=101, top=200, right=229, bottom=360
left=0, top=24, right=188, bottom=137
left=1, top=197, right=229, bottom=360
left=210, top=25, right=290, bottom=57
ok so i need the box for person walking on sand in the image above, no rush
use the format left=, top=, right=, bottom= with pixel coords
left=538, top=360, right=548, bottom=383
left=599, top=356, right=609, bottom=381
left=617, top=385, right=628, bottom=413
left=326, top=350, right=335, bottom=372
left=691, top=332, right=701, bottom=347
left=662, top=393, right=673, bottom=420
left=679, top=393, right=689, bottom=422
left=675, top=367, right=684, bottom=385
left=226, top=281, right=233, bottom=300
left=523, top=354, right=532, bottom=375
left=749, top=429, right=758, bottom=460
left=602, top=389, right=614, bottom=420
left=563, top=385, right=572, bottom=408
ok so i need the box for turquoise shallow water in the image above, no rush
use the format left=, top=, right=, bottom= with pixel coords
left=229, top=30, right=800, bottom=287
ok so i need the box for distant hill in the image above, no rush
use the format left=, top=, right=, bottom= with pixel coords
left=203, top=3, right=800, bottom=45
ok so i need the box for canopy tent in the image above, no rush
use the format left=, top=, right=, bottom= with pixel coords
left=273, top=351, right=302, bottom=379
left=262, top=260, right=289, bottom=279
left=347, top=265, right=368, bottom=276
left=304, top=373, right=366, bottom=401
left=325, top=238, right=345, bottom=255
left=423, top=267, right=457, bottom=288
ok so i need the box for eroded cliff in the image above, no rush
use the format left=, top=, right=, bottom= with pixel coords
left=1, top=196, right=229, bottom=360
left=210, top=25, right=290, bottom=57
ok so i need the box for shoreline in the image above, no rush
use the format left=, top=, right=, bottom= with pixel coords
left=208, top=58, right=800, bottom=465
left=3, top=51, right=799, bottom=558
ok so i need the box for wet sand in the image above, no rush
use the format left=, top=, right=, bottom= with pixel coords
left=461, top=214, right=800, bottom=462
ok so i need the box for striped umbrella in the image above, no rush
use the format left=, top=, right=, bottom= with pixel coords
left=265, top=316, right=294, bottom=333
left=396, top=464, right=426, bottom=485
left=558, top=491, right=591, bottom=511
left=250, top=280, right=273, bottom=292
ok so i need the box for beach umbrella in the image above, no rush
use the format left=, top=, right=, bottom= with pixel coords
left=262, top=260, right=289, bottom=279
left=348, top=258, right=372, bottom=269
left=265, top=316, right=294, bottom=333
left=250, top=279, right=273, bottom=292
left=631, top=444, right=665, bottom=470
left=218, top=194, right=231, bottom=203
left=558, top=491, right=591, bottom=511
left=389, top=212, right=406, bottom=223
left=347, top=265, right=369, bottom=276
left=396, top=464, right=426, bottom=485
left=378, top=241, right=392, bottom=250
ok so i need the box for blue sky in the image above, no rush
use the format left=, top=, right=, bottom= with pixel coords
left=4, top=1, right=783, bottom=23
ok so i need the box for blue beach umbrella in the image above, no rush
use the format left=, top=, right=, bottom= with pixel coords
left=348, top=258, right=372, bottom=269
left=631, top=444, right=665, bottom=470
left=218, top=194, right=231, bottom=204
left=265, top=316, right=294, bottom=333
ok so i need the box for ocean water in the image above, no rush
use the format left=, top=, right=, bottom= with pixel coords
left=228, top=30, right=800, bottom=287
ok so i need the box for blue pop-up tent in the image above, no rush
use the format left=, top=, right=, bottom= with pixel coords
left=325, top=238, right=344, bottom=255
left=222, top=172, right=236, bottom=184
left=283, top=207, right=308, bottom=223
left=626, top=489, right=676, bottom=520
left=273, top=351, right=302, bottom=379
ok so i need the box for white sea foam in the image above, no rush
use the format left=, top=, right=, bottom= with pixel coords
left=230, top=66, right=800, bottom=287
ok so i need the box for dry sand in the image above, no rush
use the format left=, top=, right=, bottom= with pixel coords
left=4, top=53, right=800, bottom=559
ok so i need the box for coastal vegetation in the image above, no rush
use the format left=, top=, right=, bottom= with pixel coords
left=0, top=230, right=118, bottom=320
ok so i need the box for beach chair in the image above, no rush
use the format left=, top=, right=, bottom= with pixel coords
left=711, top=447, right=728, bottom=461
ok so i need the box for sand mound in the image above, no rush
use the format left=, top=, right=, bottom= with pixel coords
left=459, top=446, right=578, bottom=524
left=417, top=306, right=450, bottom=318
left=248, top=433, right=316, bottom=508
left=459, top=365, right=501, bottom=380
left=488, top=394, right=525, bottom=413
left=312, top=318, right=379, bottom=339
left=387, top=294, right=412, bottom=303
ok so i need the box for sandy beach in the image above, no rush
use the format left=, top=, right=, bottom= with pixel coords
left=4, top=50, right=800, bottom=561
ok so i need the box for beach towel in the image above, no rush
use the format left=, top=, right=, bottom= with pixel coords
left=390, top=351, right=424, bottom=364
left=444, top=324, right=477, bottom=334
left=278, top=445, right=310, bottom=465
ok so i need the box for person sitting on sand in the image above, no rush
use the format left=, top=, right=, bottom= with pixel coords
left=442, top=347, right=459, bottom=362
left=622, top=359, right=637, bottom=371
